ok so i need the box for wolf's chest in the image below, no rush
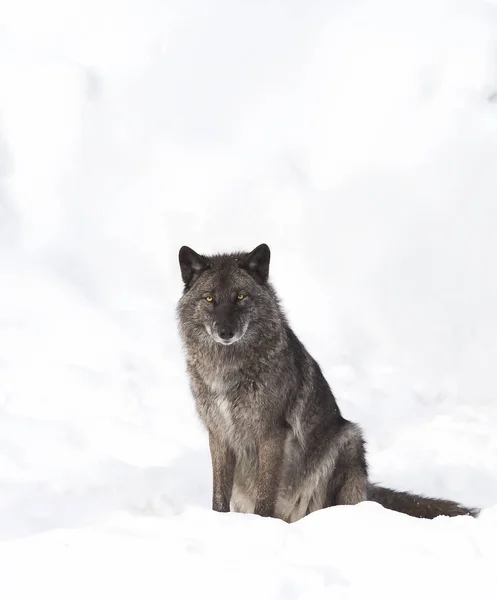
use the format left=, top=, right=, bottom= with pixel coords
left=204, top=394, right=248, bottom=445
left=200, top=376, right=258, bottom=443
left=212, top=394, right=235, bottom=427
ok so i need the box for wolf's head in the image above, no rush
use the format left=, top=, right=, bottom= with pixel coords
left=177, top=243, right=281, bottom=347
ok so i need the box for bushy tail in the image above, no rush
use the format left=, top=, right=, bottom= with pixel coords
left=367, top=484, right=480, bottom=519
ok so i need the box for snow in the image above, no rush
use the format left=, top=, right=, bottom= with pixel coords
left=2, top=507, right=497, bottom=600
left=1, top=0, right=497, bottom=597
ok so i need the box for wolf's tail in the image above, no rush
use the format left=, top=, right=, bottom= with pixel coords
left=367, top=483, right=479, bottom=519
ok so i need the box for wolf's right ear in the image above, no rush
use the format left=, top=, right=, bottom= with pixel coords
left=179, top=246, right=209, bottom=287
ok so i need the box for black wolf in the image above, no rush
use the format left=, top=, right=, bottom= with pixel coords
left=177, top=243, right=479, bottom=521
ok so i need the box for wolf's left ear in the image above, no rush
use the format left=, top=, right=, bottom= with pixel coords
left=179, top=246, right=209, bottom=287
left=239, top=243, right=271, bottom=283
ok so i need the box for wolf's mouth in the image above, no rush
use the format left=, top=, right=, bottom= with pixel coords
left=217, top=338, right=239, bottom=346
left=212, top=331, right=245, bottom=345
left=205, top=322, right=249, bottom=345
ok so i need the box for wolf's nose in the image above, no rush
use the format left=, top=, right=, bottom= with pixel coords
left=219, top=329, right=235, bottom=340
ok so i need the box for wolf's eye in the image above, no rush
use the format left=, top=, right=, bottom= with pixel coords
left=205, top=296, right=213, bottom=302
left=237, top=294, right=245, bottom=301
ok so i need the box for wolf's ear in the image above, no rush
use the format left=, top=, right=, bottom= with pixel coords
left=239, top=243, right=271, bottom=283
left=179, top=246, right=209, bottom=287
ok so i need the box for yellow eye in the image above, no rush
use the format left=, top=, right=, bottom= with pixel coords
left=237, top=294, right=245, bottom=300
left=205, top=296, right=213, bottom=302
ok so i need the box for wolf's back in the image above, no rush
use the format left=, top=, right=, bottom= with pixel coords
left=367, top=484, right=479, bottom=519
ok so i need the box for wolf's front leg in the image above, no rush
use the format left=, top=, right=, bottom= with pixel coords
left=209, top=431, right=235, bottom=512
left=254, top=430, right=286, bottom=518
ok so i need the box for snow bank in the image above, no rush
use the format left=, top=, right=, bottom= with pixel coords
left=2, top=506, right=497, bottom=599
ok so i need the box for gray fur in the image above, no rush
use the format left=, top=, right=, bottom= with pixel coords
left=177, top=244, right=479, bottom=521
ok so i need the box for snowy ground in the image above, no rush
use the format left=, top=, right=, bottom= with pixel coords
left=1, top=0, right=497, bottom=598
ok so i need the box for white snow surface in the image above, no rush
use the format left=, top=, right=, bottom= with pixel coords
left=1, top=0, right=497, bottom=597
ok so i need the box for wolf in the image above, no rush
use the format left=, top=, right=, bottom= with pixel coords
left=176, top=243, right=479, bottom=522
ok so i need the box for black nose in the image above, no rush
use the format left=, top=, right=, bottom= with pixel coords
left=219, top=329, right=235, bottom=340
